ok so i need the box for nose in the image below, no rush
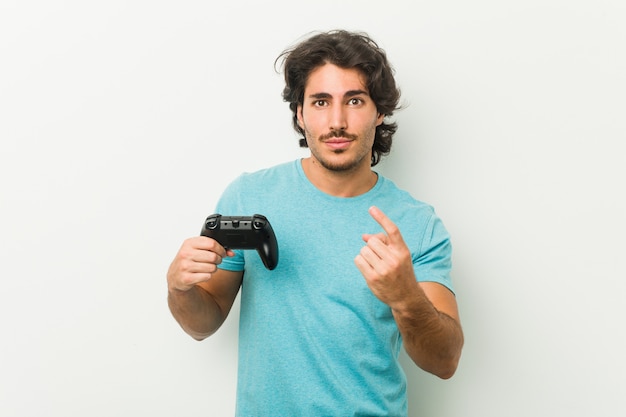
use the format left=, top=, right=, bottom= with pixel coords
left=329, top=105, right=347, bottom=131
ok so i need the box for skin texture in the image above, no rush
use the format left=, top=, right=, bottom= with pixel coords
left=355, top=206, right=463, bottom=378
left=297, top=64, right=384, bottom=197
left=167, top=63, right=463, bottom=379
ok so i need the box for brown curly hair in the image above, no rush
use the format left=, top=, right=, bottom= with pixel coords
left=275, top=30, right=401, bottom=167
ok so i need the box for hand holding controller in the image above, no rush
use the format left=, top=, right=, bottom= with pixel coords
left=200, top=214, right=279, bottom=270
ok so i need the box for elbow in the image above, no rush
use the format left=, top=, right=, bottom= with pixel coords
left=435, top=341, right=464, bottom=379
left=434, top=359, right=460, bottom=380
left=188, top=328, right=216, bottom=341
left=434, top=327, right=464, bottom=379
left=409, top=342, right=463, bottom=380
left=178, top=321, right=215, bottom=341
left=419, top=352, right=461, bottom=380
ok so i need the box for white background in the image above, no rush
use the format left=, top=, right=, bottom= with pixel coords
left=1, top=1, right=625, bottom=416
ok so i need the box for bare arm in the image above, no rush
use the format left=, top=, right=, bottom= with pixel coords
left=391, top=281, right=463, bottom=379
left=167, top=236, right=244, bottom=340
left=354, top=206, right=464, bottom=379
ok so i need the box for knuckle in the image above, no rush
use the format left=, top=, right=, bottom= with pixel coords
left=388, top=226, right=400, bottom=238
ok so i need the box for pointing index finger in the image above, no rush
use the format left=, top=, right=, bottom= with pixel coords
left=368, top=206, right=403, bottom=245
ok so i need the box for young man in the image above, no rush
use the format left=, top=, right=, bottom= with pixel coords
left=167, top=30, right=463, bottom=416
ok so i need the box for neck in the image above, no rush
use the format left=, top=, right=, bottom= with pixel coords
left=301, top=157, right=378, bottom=197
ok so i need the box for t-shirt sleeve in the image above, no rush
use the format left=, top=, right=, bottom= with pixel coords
left=413, top=213, right=454, bottom=294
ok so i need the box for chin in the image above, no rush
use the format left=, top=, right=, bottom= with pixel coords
left=320, top=157, right=364, bottom=172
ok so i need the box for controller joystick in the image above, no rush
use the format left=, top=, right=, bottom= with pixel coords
left=200, top=214, right=279, bottom=270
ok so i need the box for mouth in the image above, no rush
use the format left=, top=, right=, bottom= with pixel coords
left=323, top=138, right=353, bottom=150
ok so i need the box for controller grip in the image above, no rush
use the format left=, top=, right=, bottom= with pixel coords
left=259, top=234, right=279, bottom=270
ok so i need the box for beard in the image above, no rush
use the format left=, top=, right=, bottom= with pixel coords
left=312, top=146, right=370, bottom=172
left=303, top=127, right=375, bottom=173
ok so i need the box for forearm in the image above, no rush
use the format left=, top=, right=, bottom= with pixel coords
left=392, top=284, right=464, bottom=379
left=168, top=286, right=226, bottom=341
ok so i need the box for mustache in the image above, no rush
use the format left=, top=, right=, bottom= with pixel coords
left=319, top=130, right=358, bottom=141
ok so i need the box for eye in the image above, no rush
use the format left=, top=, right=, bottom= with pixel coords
left=313, top=100, right=328, bottom=107
left=348, top=97, right=363, bottom=106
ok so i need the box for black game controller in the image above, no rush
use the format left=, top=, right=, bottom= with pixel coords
left=201, top=214, right=279, bottom=270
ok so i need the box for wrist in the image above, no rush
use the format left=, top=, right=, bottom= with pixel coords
left=390, top=282, right=432, bottom=317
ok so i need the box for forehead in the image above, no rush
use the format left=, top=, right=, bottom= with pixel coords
left=304, top=63, right=368, bottom=96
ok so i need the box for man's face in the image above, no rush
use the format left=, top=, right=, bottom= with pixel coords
left=297, top=63, right=384, bottom=173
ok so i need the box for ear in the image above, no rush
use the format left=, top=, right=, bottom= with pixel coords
left=376, top=112, right=385, bottom=126
left=296, top=104, right=304, bottom=128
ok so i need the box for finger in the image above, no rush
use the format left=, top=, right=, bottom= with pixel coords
left=190, top=236, right=229, bottom=258
left=190, top=249, right=224, bottom=266
left=358, top=244, right=385, bottom=269
left=368, top=206, right=405, bottom=246
left=175, top=250, right=218, bottom=272
left=179, top=239, right=222, bottom=264
left=168, top=258, right=215, bottom=292
left=362, top=232, right=387, bottom=244
left=176, top=242, right=230, bottom=278
left=354, top=253, right=373, bottom=276
left=354, top=251, right=378, bottom=277
left=355, top=246, right=391, bottom=279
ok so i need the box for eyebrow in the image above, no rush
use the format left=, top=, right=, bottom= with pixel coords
left=307, top=90, right=370, bottom=100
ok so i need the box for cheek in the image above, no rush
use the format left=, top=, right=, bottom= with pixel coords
left=298, top=112, right=317, bottom=136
